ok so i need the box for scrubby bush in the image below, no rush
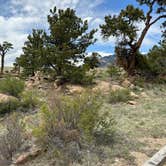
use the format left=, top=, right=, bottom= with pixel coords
left=107, top=65, right=121, bottom=78
left=33, top=91, right=116, bottom=163
left=20, top=90, right=40, bottom=110
left=93, top=111, right=116, bottom=145
left=109, top=89, right=132, bottom=103
left=0, top=77, right=25, bottom=97
left=0, top=99, right=20, bottom=115
left=0, top=113, right=24, bottom=162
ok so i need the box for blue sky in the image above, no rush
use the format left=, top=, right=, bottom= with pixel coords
left=0, top=0, right=164, bottom=66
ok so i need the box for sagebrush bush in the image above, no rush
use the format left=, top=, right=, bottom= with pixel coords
left=0, top=99, right=20, bottom=115
left=33, top=91, right=116, bottom=163
left=109, top=89, right=132, bottom=103
left=20, top=90, right=40, bottom=110
left=0, top=113, right=24, bottom=161
left=0, top=77, right=25, bottom=97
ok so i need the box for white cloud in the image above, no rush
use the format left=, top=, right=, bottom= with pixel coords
left=0, top=0, right=104, bottom=66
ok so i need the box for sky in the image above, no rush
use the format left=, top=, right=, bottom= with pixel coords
left=0, top=0, right=165, bottom=66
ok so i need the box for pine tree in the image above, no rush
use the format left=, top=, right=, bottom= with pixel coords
left=100, top=0, right=166, bottom=75
left=0, top=42, right=13, bottom=74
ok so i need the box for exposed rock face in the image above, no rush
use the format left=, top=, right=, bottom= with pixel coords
left=128, top=101, right=137, bottom=105
left=122, top=79, right=131, bottom=88
left=0, top=93, right=18, bottom=103
left=130, top=92, right=139, bottom=99
left=111, top=85, right=125, bottom=92
left=93, top=81, right=110, bottom=94
left=14, top=146, right=42, bottom=165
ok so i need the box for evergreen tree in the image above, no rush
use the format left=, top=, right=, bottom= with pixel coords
left=17, top=29, right=45, bottom=76
left=0, top=41, right=13, bottom=74
left=45, top=7, right=97, bottom=81
left=100, top=0, right=166, bottom=75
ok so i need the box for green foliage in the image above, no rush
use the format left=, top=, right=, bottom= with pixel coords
left=17, top=30, right=45, bottom=76
left=17, top=7, right=97, bottom=84
left=0, top=77, right=25, bottom=97
left=0, top=99, right=20, bottom=115
left=33, top=91, right=116, bottom=163
left=147, top=41, right=166, bottom=76
left=20, top=90, right=40, bottom=110
left=100, top=1, right=166, bottom=74
left=93, top=111, right=116, bottom=145
left=109, top=89, right=132, bottom=103
left=0, top=41, right=13, bottom=73
left=107, top=65, right=121, bottom=78
left=84, top=52, right=101, bottom=69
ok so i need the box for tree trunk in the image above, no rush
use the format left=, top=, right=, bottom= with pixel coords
left=1, top=54, right=4, bottom=74
left=127, top=48, right=138, bottom=76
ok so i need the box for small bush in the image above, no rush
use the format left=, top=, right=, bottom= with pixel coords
left=109, top=89, right=132, bottom=103
left=93, top=111, right=116, bottom=145
left=0, top=99, right=20, bottom=115
left=0, top=113, right=24, bottom=161
left=0, top=77, right=25, bottom=97
left=107, top=65, right=121, bottom=78
left=33, top=91, right=116, bottom=163
left=20, top=90, right=40, bottom=110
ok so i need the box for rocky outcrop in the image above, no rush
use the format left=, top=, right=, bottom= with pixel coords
left=0, top=93, right=18, bottom=103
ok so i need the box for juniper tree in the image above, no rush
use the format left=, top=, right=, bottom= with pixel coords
left=100, top=0, right=166, bottom=75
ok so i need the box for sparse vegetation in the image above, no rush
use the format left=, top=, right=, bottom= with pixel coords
left=0, top=77, right=25, bottom=97
left=109, top=89, right=132, bottom=103
left=0, top=113, right=24, bottom=162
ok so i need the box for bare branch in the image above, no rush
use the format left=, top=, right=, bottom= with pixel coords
left=150, top=15, right=166, bottom=26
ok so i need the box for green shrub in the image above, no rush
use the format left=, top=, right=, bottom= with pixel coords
left=0, top=113, right=24, bottom=161
left=109, top=89, right=132, bottom=103
left=0, top=99, right=20, bottom=115
left=33, top=91, right=116, bottom=163
left=93, top=111, right=116, bottom=145
left=0, top=77, right=25, bottom=97
left=20, top=90, right=40, bottom=110
left=107, top=65, right=121, bottom=78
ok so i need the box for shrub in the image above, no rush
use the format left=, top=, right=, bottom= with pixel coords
left=20, top=90, right=40, bottom=110
left=109, top=89, right=132, bottom=103
left=33, top=91, right=116, bottom=163
left=107, top=65, right=121, bottom=78
left=0, top=77, right=25, bottom=97
left=0, top=113, right=24, bottom=162
left=0, top=99, right=20, bottom=115
left=93, top=111, right=116, bottom=145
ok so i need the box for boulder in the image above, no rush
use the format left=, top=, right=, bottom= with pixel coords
left=111, top=85, right=125, bottom=92
left=93, top=81, right=110, bottom=94
left=0, top=93, right=18, bottom=103
left=130, top=92, right=139, bottom=99
left=141, top=92, right=149, bottom=98
left=128, top=101, right=137, bottom=105
left=14, top=146, right=42, bottom=165
left=122, top=79, right=131, bottom=88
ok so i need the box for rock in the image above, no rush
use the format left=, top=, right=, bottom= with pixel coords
left=14, top=147, right=42, bottom=165
left=128, top=101, right=137, bottom=105
left=141, top=92, right=148, bottom=98
left=122, top=79, right=131, bottom=88
left=93, top=81, right=110, bottom=94
left=130, top=92, right=139, bottom=99
left=0, top=93, right=18, bottom=103
left=111, top=85, right=125, bottom=92
left=15, top=153, right=29, bottom=165
left=66, top=85, right=85, bottom=94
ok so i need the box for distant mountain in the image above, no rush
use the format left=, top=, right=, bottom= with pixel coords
left=99, top=55, right=115, bottom=67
